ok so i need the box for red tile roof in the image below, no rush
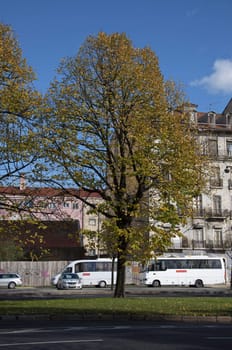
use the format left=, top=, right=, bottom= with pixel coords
left=0, top=186, right=102, bottom=198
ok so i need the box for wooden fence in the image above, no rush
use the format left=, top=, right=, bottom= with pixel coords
left=0, top=261, right=68, bottom=287
left=0, top=261, right=140, bottom=287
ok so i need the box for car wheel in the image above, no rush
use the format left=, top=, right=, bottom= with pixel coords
left=8, top=282, right=16, bottom=289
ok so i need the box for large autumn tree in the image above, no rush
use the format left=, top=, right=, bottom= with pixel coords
left=0, top=23, right=41, bottom=196
left=0, top=23, right=47, bottom=259
left=42, top=32, right=206, bottom=297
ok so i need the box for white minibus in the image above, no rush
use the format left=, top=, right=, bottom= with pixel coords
left=51, top=258, right=117, bottom=288
left=140, top=256, right=226, bottom=288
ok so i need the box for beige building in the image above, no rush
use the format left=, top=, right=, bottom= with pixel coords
left=167, top=99, right=232, bottom=273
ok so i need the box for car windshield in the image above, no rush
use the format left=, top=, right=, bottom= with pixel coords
left=63, top=274, right=78, bottom=279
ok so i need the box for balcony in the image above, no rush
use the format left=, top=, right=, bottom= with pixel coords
left=192, top=240, right=206, bottom=249
left=205, top=240, right=224, bottom=249
left=192, top=209, right=231, bottom=219
left=182, top=237, right=189, bottom=248
left=175, top=238, right=206, bottom=249
left=205, top=209, right=230, bottom=220
left=192, top=208, right=205, bottom=218
left=172, top=238, right=229, bottom=250
left=209, top=178, right=223, bottom=188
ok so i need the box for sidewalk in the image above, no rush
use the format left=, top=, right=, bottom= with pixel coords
left=1, top=313, right=232, bottom=324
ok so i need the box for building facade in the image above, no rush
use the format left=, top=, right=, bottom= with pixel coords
left=168, top=99, right=232, bottom=271
left=0, top=183, right=102, bottom=260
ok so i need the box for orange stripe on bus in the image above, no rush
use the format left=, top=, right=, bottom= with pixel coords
left=176, top=270, right=187, bottom=273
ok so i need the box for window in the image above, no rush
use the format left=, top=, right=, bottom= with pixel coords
left=63, top=202, right=70, bottom=208
left=194, top=228, right=204, bottom=241
left=149, top=259, right=222, bottom=271
left=96, top=262, right=113, bottom=271
left=48, top=202, right=56, bottom=209
left=73, top=203, right=79, bottom=209
left=23, top=200, right=34, bottom=208
left=208, top=112, right=216, bottom=125
left=149, top=261, right=166, bottom=271
left=193, top=228, right=204, bottom=248
left=227, top=141, right=232, bottom=157
left=213, top=195, right=222, bottom=215
left=88, top=218, right=96, bottom=226
left=75, top=262, right=96, bottom=272
left=210, top=167, right=222, bottom=187
left=193, top=195, right=203, bottom=216
left=208, top=139, right=218, bottom=157
left=209, top=259, right=222, bottom=268
left=214, top=229, right=223, bottom=247
left=226, top=114, right=232, bottom=127
left=64, top=267, right=72, bottom=273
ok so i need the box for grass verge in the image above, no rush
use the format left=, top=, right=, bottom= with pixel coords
left=0, top=297, right=232, bottom=317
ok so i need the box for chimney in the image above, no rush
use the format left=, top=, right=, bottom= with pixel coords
left=183, top=103, right=198, bottom=124
left=19, top=173, right=26, bottom=190
left=208, top=111, right=216, bottom=127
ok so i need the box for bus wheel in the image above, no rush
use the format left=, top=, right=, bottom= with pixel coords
left=99, top=280, right=107, bottom=288
left=152, top=280, right=161, bottom=287
left=195, top=279, right=204, bottom=288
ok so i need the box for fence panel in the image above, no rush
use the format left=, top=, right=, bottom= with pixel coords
left=0, top=261, right=140, bottom=286
left=0, top=261, right=68, bottom=287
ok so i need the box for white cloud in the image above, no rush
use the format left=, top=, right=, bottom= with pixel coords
left=190, top=59, right=232, bottom=93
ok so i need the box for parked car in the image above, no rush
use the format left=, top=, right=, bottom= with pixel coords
left=0, top=273, right=22, bottom=289
left=51, top=273, right=61, bottom=287
left=56, top=273, right=82, bottom=290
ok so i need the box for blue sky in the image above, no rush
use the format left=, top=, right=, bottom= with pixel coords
left=0, top=0, right=231, bottom=113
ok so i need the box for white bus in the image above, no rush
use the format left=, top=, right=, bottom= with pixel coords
left=51, top=258, right=117, bottom=288
left=140, top=256, right=226, bottom=288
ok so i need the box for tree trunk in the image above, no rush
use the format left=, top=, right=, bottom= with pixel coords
left=114, top=251, right=126, bottom=297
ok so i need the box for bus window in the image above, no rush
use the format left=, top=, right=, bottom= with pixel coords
left=153, top=260, right=166, bottom=271
left=191, top=259, right=200, bottom=269
left=200, top=260, right=208, bottom=268
left=148, top=263, right=155, bottom=271
left=85, top=262, right=96, bottom=272
left=74, top=263, right=82, bottom=273
left=96, top=262, right=107, bottom=271
left=165, top=260, right=177, bottom=269
left=96, top=262, right=112, bottom=271
left=74, top=263, right=93, bottom=273
left=208, top=259, right=221, bottom=269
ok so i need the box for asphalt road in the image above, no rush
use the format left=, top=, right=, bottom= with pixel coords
left=1, top=319, right=232, bottom=349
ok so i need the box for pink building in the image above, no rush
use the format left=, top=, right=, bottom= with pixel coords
left=0, top=178, right=102, bottom=260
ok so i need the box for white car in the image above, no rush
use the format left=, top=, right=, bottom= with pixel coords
left=56, top=273, right=82, bottom=290
left=0, top=273, right=22, bottom=289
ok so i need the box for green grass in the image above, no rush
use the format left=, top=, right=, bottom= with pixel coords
left=1, top=297, right=232, bottom=317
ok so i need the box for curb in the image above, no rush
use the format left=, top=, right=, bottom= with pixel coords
left=1, top=314, right=232, bottom=323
